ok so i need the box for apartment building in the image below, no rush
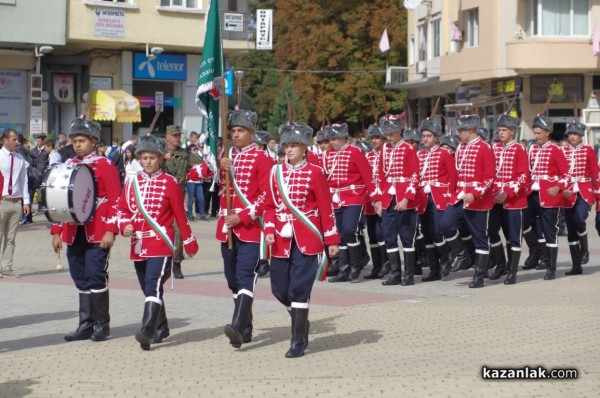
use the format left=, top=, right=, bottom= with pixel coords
left=391, top=0, right=600, bottom=143
left=0, top=0, right=254, bottom=143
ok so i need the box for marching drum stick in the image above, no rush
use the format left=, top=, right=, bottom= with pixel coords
left=56, top=250, right=64, bottom=271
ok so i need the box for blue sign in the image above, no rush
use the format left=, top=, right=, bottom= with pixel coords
left=225, top=70, right=234, bottom=96
left=133, top=53, right=187, bottom=81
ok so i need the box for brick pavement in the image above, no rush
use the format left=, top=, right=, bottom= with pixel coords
left=0, top=214, right=598, bottom=397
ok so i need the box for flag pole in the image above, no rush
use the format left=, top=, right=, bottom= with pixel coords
left=220, top=76, right=233, bottom=249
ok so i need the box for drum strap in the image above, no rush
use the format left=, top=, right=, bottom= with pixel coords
left=131, top=177, right=175, bottom=252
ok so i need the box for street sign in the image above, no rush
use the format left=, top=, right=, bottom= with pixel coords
left=256, top=9, right=273, bottom=50
left=224, top=13, right=243, bottom=32
left=155, top=91, right=164, bottom=112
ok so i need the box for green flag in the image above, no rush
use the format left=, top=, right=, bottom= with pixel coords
left=196, top=0, right=223, bottom=171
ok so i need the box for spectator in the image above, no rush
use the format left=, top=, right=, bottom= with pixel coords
left=105, top=138, right=120, bottom=160
left=123, top=145, right=142, bottom=182
left=44, top=140, right=61, bottom=166
left=97, top=140, right=107, bottom=157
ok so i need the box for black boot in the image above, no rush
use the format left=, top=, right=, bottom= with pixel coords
left=90, top=290, right=110, bottom=342
left=579, top=233, right=589, bottom=265
left=173, top=262, right=184, bottom=279
left=462, top=237, right=475, bottom=269
left=414, top=235, right=427, bottom=275
left=286, top=308, right=309, bottom=358
left=447, top=237, right=473, bottom=272
left=358, top=234, right=370, bottom=269
left=522, top=228, right=541, bottom=270
left=135, top=300, right=162, bottom=350
left=401, top=251, right=415, bottom=286
left=422, top=247, right=441, bottom=282
left=329, top=248, right=350, bottom=282
left=224, top=293, right=253, bottom=348
left=243, top=305, right=253, bottom=344
left=377, top=245, right=391, bottom=278
left=536, top=243, right=549, bottom=270
left=469, top=252, right=489, bottom=288
left=256, top=260, right=270, bottom=277
left=436, top=243, right=451, bottom=277
left=349, top=245, right=363, bottom=283
left=566, top=242, right=583, bottom=276
left=152, top=302, right=170, bottom=344
left=504, top=249, right=520, bottom=285
left=544, top=246, right=558, bottom=280
left=382, top=250, right=402, bottom=286
left=64, top=292, right=94, bottom=342
left=326, top=253, right=339, bottom=277
left=364, top=245, right=383, bottom=279
left=489, top=244, right=507, bottom=280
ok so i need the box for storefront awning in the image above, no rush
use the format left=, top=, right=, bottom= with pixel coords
left=88, top=89, right=141, bottom=123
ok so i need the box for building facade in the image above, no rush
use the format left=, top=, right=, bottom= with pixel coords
left=0, top=0, right=254, bottom=143
left=392, top=0, right=600, bottom=143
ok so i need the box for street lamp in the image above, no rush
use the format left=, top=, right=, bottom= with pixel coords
left=34, top=45, right=54, bottom=74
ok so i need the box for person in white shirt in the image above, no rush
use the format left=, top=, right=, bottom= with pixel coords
left=0, top=129, right=31, bottom=278
left=44, top=140, right=62, bottom=166
left=123, top=145, right=143, bottom=182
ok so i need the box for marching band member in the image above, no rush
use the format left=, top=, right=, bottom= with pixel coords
left=117, top=135, right=198, bottom=350
left=324, top=123, right=377, bottom=283
left=376, top=115, right=420, bottom=286
left=362, top=124, right=390, bottom=279
left=523, top=115, right=569, bottom=280
left=263, top=122, right=340, bottom=358
left=561, top=121, right=598, bottom=275
left=218, top=109, right=274, bottom=348
left=439, top=114, right=495, bottom=288
left=51, top=117, right=121, bottom=342
left=416, top=119, right=457, bottom=281
left=488, top=114, right=530, bottom=284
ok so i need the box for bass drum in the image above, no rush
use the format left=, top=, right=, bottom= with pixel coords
left=41, top=163, right=97, bottom=224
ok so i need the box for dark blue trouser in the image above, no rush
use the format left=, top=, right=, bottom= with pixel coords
left=186, top=182, right=205, bottom=217
left=221, top=236, right=259, bottom=296
left=522, top=193, right=559, bottom=246
left=334, top=205, right=363, bottom=247
left=420, top=195, right=445, bottom=245
left=67, top=226, right=110, bottom=291
left=564, top=194, right=590, bottom=243
left=381, top=198, right=417, bottom=250
left=489, top=204, right=523, bottom=249
left=269, top=240, right=317, bottom=308
left=439, top=202, right=489, bottom=252
left=366, top=214, right=384, bottom=247
left=134, top=257, right=172, bottom=300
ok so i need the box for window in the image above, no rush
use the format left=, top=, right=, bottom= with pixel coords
left=466, top=9, right=479, bottom=47
left=102, top=0, right=129, bottom=3
left=529, top=0, right=588, bottom=36
left=160, top=0, right=198, bottom=7
left=418, top=24, right=427, bottom=61
left=431, top=19, right=441, bottom=58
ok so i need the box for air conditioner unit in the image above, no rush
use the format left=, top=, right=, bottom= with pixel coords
left=416, top=60, right=427, bottom=74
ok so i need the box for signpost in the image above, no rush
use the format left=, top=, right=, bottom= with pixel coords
left=224, top=13, right=243, bottom=32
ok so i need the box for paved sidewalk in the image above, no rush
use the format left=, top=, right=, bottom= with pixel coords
left=0, top=214, right=599, bottom=397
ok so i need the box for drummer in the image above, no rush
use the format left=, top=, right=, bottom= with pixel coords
left=51, top=117, right=121, bottom=343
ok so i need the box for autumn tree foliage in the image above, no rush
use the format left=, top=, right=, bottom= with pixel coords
left=233, top=0, right=407, bottom=135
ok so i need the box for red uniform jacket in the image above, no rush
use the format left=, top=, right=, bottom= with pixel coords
left=528, top=142, right=569, bottom=208
left=263, top=160, right=340, bottom=257
left=321, top=144, right=377, bottom=209
left=186, top=162, right=214, bottom=183
left=363, top=149, right=382, bottom=216
left=117, top=171, right=198, bottom=260
left=50, top=153, right=121, bottom=244
left=416, top=145, right=457, bottom=214
left=492, top=141, right=530, bottom=209
left=561, top=144, right=599, bottom=207
left=451, top=137, right=495, bottom=211
left=376, top=141, right=420, bottom=210
left=216, top=144, right=274, bottom=243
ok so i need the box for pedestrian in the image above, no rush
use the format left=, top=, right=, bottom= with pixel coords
left=561, top=121, right=598, bottom=275
left=185, top=145, right=210, bottom=221
left=488, top=113, right=530, bottom=285
left=50, top=117, right=121, bottom=342
left=0, top=129, right=28, bottom=278
left=163, top=125, right=201, bottom=279
left=218, top=109, right=272, bottom=349
left=416, top=119, right=457, bottom=281
left=522, top=115, right=569, bottom=280
left=117, top=135, right=198, bottom=350
left=123, top=145, right=143, bottom=182
left=375, top=115, right=420, bottom=286
left=44, top=140, right=61, bottom=166
left=439, top=114, right=495, bottom=288
left=263, top=122, right=340, bottom=358
left=324, top=123, right=377, bottom=283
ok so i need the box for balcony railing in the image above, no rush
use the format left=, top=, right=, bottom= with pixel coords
left=385, top=66, right=409, bottom=88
